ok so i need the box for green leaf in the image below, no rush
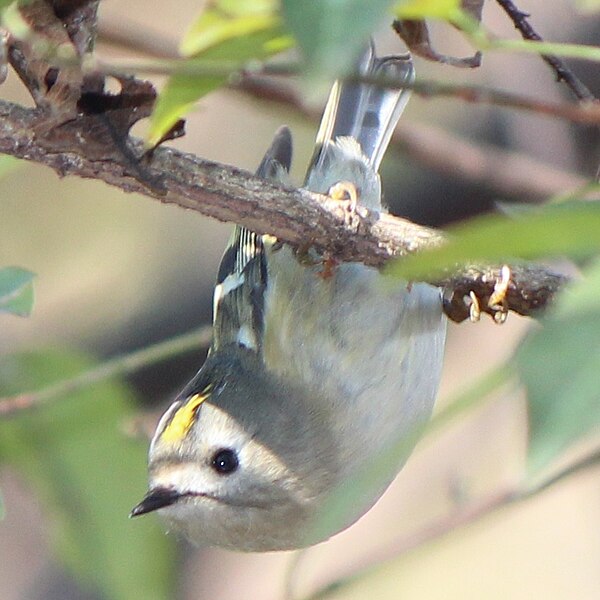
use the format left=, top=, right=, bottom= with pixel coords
left=516, top=258, right=600, bottom=475
left=0, top=2, right=33, bottom=38
left=0, top=154, right=21, bottom=178
left=0, top=351, right=177, bottom=600
left=0, top=266, right=35, bottom=316
left=148, top=1, right=292, bottom=147
left=0, top=1, right=19, bottom=13
left=577, top=0, right=600, bottom=12
left=281, top=0, right=398, bottom=81
left=394, top=0, right=461, bottom=19
left=180, top=0, right=282, bottom=56
left=387, top=202, right=600, bottom=281
left=148, top=69, right=226, bottom=148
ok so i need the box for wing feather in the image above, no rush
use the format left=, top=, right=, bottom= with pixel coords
left=211, top=126, right=292, bottom=353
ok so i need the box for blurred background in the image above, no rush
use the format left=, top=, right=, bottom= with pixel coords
left=1, top=1, right=600, bottom=598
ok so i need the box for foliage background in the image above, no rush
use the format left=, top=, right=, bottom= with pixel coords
left=1, top=0, right=600, bottom=598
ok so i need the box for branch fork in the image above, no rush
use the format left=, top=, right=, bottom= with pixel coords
left=0, top=0, right=570, bottom=323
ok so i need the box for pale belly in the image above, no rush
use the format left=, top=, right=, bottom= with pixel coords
left=263, top=246, right=447, bottom=479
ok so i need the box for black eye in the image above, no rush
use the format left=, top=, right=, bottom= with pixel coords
left=211, top=448, right=239, bottom=474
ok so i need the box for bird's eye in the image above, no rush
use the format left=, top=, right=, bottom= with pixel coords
left=211, top=448, right=239, bottom=475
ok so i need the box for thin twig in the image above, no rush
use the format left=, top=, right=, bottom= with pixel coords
left=91, top=53, right=600, bottom=125
left=495, top=0, right=596, bottom=102
left=97, top=14, right=179, bottom=59
left=95, top=20, right=592, bottom=200
left=236, top=75, right=590, bottom=201
left=300, top=447, right=600, bottom=600
left=0, top=326, right=213, bottom=417
left=404, top=76, right=600, bottom=124
left=521, top=446, right=600, bottom=498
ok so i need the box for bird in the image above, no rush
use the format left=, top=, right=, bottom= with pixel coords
left=131, top=45, right=447, bottom=552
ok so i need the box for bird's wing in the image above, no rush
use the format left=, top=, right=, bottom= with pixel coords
left=211, top=126, right=292, bottom=354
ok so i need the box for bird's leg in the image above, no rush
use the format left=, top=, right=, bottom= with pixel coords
left=313, top=181, right=363, bottom=279
left=328, top=181, right=360, bottom=230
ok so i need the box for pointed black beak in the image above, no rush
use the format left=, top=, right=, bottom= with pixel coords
left=130, top=487, right=181, bottom=518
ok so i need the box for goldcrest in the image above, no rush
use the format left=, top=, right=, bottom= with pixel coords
left=132, top=46, right=447, bottom=552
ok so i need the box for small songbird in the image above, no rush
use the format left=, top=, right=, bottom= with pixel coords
left=131, top=45, right=447, bottom=552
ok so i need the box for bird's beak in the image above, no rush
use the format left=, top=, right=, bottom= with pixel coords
left=130, top=487, right=181, bottom=518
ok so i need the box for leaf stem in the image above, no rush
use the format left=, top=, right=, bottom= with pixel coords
left=298, top=445, right=600, bottom=600
left=425, top=364, right=512, bottom=436
left=0, top=326, right=212, bottom=417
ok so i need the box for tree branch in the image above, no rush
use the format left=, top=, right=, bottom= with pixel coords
left=0, top=99, right=444, bottom=259
left=440, top=264, right=568, bottom=322
left=0, top=97, right=568, bottom=320
left=0, top=2, right=572, bottom=324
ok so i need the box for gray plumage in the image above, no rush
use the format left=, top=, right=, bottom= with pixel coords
left=134, top=47, right=447, bottom=552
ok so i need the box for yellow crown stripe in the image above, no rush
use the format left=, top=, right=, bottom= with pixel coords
left=160, top=391, right=210, bottom=443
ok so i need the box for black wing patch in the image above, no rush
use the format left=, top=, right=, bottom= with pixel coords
left=211, top=126, right=292, bottom=353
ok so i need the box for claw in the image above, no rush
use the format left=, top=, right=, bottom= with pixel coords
left=466, top=266, right=511, bottom=324
left=328, top=181, right=361, bottom=231
left=493, top=308, right=509, bottom=325
left=488, top=265, right=511, bottom=325
left=329, top=180, right=358, bottom=206
left=469, top=291, right=481, bottom=322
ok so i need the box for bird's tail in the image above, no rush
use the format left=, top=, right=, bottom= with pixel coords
left=308, top=44, right=414, bottom=175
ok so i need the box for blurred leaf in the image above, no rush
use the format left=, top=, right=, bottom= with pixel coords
left=0, top=351, right=176, bottom=600
left=387, top=202, right=600, bottom=281
left=148, top=70, right=225, bottom=148
left=395, top=0, right=461, bottom=19
left=0, top=155, right=21, bottom=178
left=180, top=0, right=282, bottom=56
left=516, top=258, right=600, bottom=475
left=1, top=0, right=37, bottom=8
left=577, top=0, right=600, bottom=11
left=281, top=0, right=397, bottom=82
left=148, top=1, right=292, bottom=147
left=0, top=1, right=32, bottom=38
left=0, top=266, right=35, bottom=317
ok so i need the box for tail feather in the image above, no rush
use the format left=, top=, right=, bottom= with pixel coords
left=309, top=46, right=414, bottom=174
